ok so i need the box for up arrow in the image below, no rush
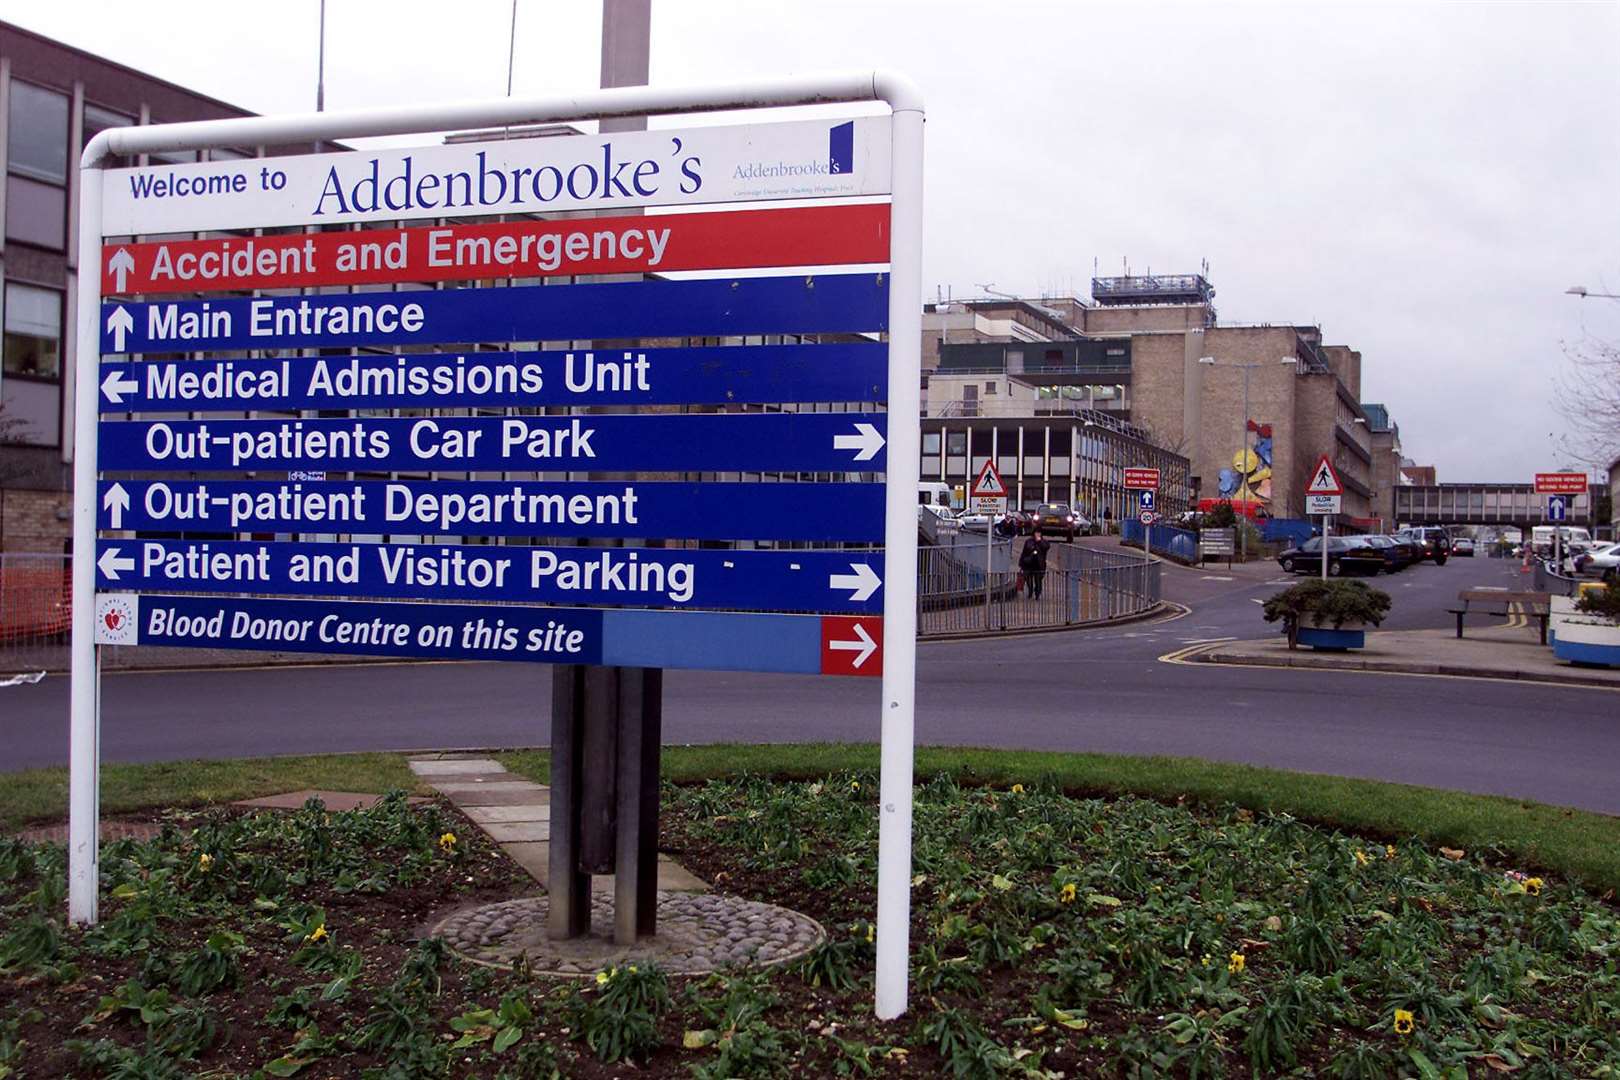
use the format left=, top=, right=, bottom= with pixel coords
left=101, top=368, right=140, bottom=405
left=103, top=483, right=130, bottom=529
left=107, top=248, right=136, bottom=293
left=97, top=547, right=136, bottom=581
left=828, top=622, right=878, bottom=668
left=833, top=422, right=885, bottom=462
left=105, top=306, right=134, bottom=353
left=829, top=562, right=882, bottom=602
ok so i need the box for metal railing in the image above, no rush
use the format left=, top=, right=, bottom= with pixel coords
left=917, top=536, right=1160, bottom=637
left=1534, top=558, right=1580, bottom=597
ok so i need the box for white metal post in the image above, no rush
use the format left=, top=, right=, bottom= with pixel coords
left=1321, top=515, right=1330, bottom=580
left=1240, top=367, right=1249, bottom=564
left=874, top=81, right=923, bottom=1022
left=68, top=168, right=105, bottom=925
left=985, top=501, right=993, bottom=629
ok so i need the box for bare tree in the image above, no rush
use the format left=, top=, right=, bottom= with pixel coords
left=1554, top=335, right=1620, bottom=467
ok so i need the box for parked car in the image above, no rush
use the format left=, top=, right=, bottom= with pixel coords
left=1574, top=542, right=1620, bottom=582
left=1362, top=535, right=1412, bottom=573
left=1452, top=537, right=1475, bottom=557
left=1276, top=536, right=1386, bottom=576
left=1394, top=526, right=1451, bottom=565
left=1031, top=503, right=1083, bottom=541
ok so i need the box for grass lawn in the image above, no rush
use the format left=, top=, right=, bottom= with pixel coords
left=0, top=753, right=426, bottom=835
left=499, top=744, right=1620, bottom=896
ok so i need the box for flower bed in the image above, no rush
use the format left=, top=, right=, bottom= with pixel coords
left=2, top=780, right=1617, bottom=1077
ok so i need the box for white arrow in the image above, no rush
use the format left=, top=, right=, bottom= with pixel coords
left=828, top=622, right=878, bottom=669
left=107, top=247, right=136, bottom=293
left=105, top=306, right=134, bottom=353
left=97, top=547, right=136, bottom=580
left=833, top=422, right=885, bottom=462
left=103, top=483, right=130, bottom=529
left=829, top=562, right=882, bottom=602
left=101, top=368, right=140, bottom=405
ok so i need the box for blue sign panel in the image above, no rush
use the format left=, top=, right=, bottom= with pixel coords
left=1138, top=491, right=1155, bottom=511
left=99, top=413, right=887, bottom=473
left=96, top=342, right=888, bottom=414
left=114, top=592, right=846, bottom=674
left=97, top=479, right=886, bottom=542
left=99, top=274, right=888, bottom=353
left=1548, top=496, right=1567, bottom=522
left=96, top=539, right=884, bottom=614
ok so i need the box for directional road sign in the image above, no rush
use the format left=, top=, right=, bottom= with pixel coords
left=97, top=342, right=889, bottom=413
left=95, top=539, right=884, bottom=614
left=96, top=479, right=887, bottom=542
left=93, top=592, right=883, bottom=676
left=1306, top=454, right=1344, bottom=496
left=1138, top=491, right=1155, bottom=511
left=1548, top=495, right=1568, bottom=522
left=98, top=413, right=888, bottom=473
left=101, top=273, right=887, bottom=353
left=102, top=205, right=890, bottom=294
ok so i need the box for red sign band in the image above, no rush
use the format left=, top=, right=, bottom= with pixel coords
left=1534, top=473, right=1587, bottom=495
left=102, top=203, right=891, bottom=295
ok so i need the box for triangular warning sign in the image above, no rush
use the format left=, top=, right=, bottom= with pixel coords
left=1306, top=454, right=1343, bottom=496
left=970, top=460, right=1007, bottom=498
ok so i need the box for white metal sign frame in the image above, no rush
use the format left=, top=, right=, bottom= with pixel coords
left=71, top=71, right=924, bottom=1020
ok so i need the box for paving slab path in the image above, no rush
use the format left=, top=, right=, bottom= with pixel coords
left=407, top=755, right=706, bottom=893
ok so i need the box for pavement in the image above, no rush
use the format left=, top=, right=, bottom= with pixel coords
left=1194, top=620, right=1620, bottom=690
left=406, top=754, right=706, bottom=893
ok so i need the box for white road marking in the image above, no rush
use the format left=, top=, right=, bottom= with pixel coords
left=1200, top=575, right=1234, bottom=581
left=1180, top=636, right=1236, bottom=644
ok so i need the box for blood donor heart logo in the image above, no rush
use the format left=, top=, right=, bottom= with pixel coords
left=96, top=595, right=137, bottom=644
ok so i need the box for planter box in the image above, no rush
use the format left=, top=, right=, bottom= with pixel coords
left=1296, top=625, right=1367, bottom=651
left=1548, top=594, right=1579, bottom=646
left=1551, top=612, right=1620, bottom=667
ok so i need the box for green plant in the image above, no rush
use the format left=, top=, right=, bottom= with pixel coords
left=448, top=991, right=532, bottom=1053
left=1262, top=578, right=1391, bottom=647
left=1574, top=582, right=1620, bottom=623
left=567, top=964, right=670, bottom=1064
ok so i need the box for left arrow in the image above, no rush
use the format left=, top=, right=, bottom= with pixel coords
left=833, top=421, right=885, bottom=462
left=105, top=306, right=134, bottom=353
left=97, top=547, right=136, bottom=580
left=101, top=369, right=139, bottom=405
left=828, top=621, right=878, bottom=668
left=103, top=483, right=130, bottom=529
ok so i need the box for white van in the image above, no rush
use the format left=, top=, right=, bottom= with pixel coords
left=1532, top=525, right=1592, bottom=555
left=918, top=482, right=958, bottom=510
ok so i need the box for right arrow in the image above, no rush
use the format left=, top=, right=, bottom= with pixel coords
left=105, top=306, right=134, bottom=353
left=828, top=562, right=882, bottom=602
left=107, top=248, right=136, bottom=293
left=828, top=621, right=878, bottom=669
left=832, top=422, right=885, bottom=462
left=103, top=483, right=130, bottom=529
left=97, top=547, right=136, bottom=581
left=101, top=368, right=140, bottom=405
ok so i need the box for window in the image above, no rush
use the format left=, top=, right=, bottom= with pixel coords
left=7, top=82, right=69, bottom=249
left=7, top=82, right=68, bottom=182
left=984, top=381, right=997, bottom=394
left=83, top=104, right=136, bottom=168
left=3, top=284, right=63, bottom=378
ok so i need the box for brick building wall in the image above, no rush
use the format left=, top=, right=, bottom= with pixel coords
left=0, top=487, right=70, bottom=552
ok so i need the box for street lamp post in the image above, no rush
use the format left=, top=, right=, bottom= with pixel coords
left=1198, top=356, right=1297, bottom=563
left=1566, top=286, right=1620, bottom=300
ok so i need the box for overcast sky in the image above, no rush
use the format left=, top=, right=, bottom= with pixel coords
left=8, top=0, right=1618, bottom=480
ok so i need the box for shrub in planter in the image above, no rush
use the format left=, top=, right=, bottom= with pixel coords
left=1554, top=582, right=1620, bottom=666
left=1261, top=579, right=1392, bottom=650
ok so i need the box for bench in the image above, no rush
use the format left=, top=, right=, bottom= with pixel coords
left=1446, top=590, right=1550, bottom=645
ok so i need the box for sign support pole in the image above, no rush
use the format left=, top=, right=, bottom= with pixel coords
left=874, top=83, right=923, bottom=1022
left=1321, top=516, right=1330, bottom=580
left=985, top=511, right=993, bottom=631
left=68, top=169, right=106, bottom=926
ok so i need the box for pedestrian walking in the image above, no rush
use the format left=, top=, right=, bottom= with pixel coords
left=1020, top=529, right=1051, bottom=599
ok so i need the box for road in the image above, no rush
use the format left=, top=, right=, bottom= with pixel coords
left=6, top=551, right=1618, bottom=813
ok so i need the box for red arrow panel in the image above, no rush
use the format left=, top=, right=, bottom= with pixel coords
left=101, top=203, right=891, bottom=295
left=820, top=615, right=883, bottom=677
